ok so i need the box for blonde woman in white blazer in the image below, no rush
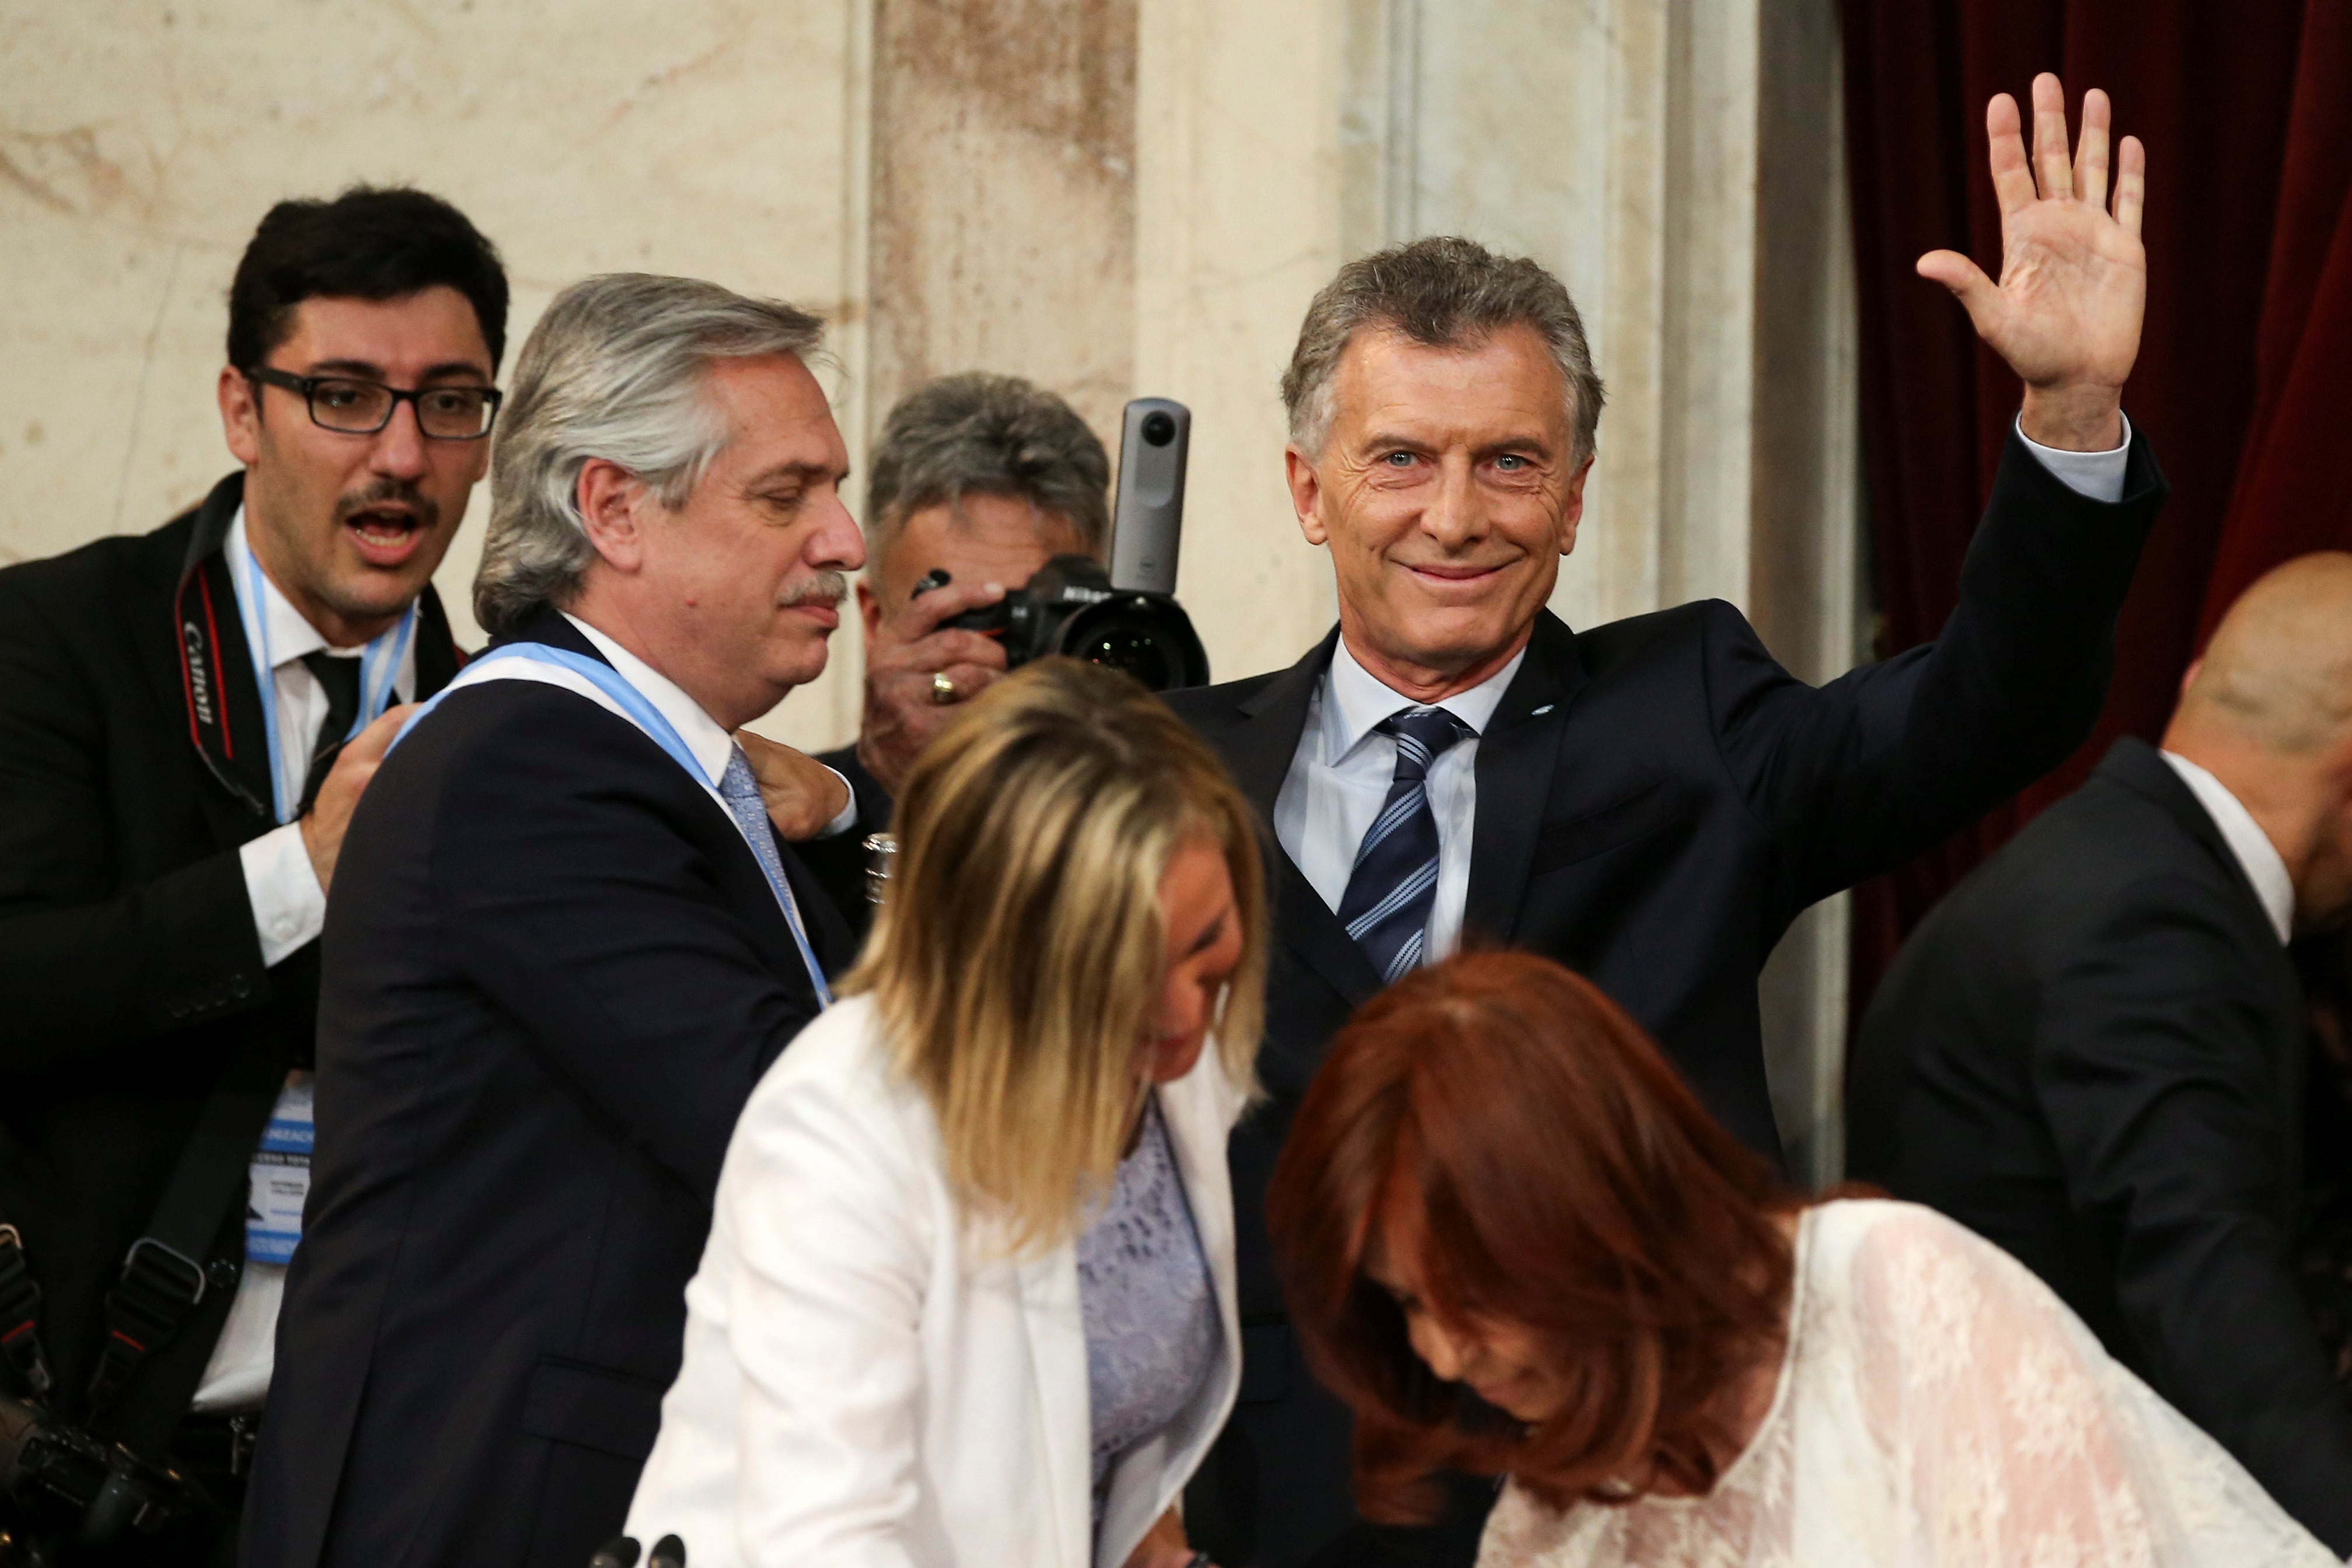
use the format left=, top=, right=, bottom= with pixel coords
left=626, top=659, right=1269, bottom=1568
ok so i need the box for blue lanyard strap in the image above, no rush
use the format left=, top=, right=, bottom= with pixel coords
left=394, top=642, right=833, bottom=1008
left=236, top=538, right=418, bottom=825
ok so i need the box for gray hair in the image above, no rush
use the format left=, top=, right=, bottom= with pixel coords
left=1281, top=236, right=1606, bottom=465
left=474, top=273, right=826, bottom=635
left=864, top=373, right=1110, bottom=568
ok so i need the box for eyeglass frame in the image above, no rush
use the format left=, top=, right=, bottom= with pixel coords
left=242, top=365, right=504, bottom=441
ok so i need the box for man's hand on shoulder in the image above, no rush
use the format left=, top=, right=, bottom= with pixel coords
left=735, top=729, right=852, bottom=841
left=300, top=704, right=414, bottom=894
left=1917, top=73, right=2145, bottom=452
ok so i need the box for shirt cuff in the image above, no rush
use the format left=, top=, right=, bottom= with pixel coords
left=815, top=765, right=861, bottom=840
left=240, top=822, right=326, bottom=968
left=2016, top=411, right=2132, bottom=503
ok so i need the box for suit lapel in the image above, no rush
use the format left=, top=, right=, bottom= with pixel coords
left=784, top=848, right=857, bottom=976
left=155, top=475, right=276, bottom=834
left=1220, top=630, right=1388, bottom=1010
left=1014, top=1244, right=1090, bottom=1567
left=1464, top=613, right=1585, bottom=944
left=1275, top=854, right=1384, bottom=1011
left=1227, top=629, right=1335, bottom=814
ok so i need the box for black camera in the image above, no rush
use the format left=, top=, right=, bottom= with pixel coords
left=919, top=554, right=1209, bottom=693
left=916, top=396, right=1209, bottom=693
left=0, top=1394, right=216, bottom=1563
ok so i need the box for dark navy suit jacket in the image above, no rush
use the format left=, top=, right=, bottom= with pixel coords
left=1848, top=736, right=2352, bottom=1553
left=1165, top=428, right=2168, bottom=1568
left=243, top=608, right=849, bottom=1568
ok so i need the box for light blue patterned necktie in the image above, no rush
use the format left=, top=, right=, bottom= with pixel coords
left=717, top=744, right=833, bottom=1007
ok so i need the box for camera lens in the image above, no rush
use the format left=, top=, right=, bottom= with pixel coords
left=1140, top=411, right=1177, bottom=446
left=1074, top=627, right=1172, bottom=690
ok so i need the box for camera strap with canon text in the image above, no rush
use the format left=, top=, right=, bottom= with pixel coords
left=173, top=544, right=275, bottom=823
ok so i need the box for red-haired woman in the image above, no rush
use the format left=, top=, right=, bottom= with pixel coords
left=1268, top=951, right=2335, bottom=1566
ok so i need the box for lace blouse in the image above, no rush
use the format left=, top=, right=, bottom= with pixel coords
left=1478, top=1200, right=2339, bottom=1568
left=1076, top=1094, right=1219, bottom=1528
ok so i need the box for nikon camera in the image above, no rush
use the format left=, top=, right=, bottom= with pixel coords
left=922, top=397, right=1209, bottom=693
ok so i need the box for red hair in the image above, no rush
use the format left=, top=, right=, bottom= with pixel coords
left=1266, top=951, right=1794, bottom=1521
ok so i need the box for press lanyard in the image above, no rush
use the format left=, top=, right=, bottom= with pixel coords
left=234, top=532, right=417, bottom=825
left=395, top=642, right=834, bottom=1008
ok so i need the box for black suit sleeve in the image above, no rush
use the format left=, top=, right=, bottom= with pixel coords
left=2032, top=874, right=2352, bottom=1553
left=793, top=745, right=889, bottom=944
left=425, top=704, right=823, bottom=1202
left=0, top=571, right=271, bottom=1075
left=1708, top=428, right=2162, bottom=906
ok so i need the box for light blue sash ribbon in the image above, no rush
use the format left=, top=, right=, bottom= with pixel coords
left=393, top=642, right=832, bottom=1007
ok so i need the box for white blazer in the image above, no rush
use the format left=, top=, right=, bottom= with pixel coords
left=624, top=993, right=1245, bottom=1568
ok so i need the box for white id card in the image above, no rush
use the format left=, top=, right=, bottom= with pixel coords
left=246, top=1071, right=314, bottom=1265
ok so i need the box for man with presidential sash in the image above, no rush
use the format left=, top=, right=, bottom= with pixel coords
left=0, top=186, right=505, bottom=1565
left=242, top=274, right=863, bottom=1568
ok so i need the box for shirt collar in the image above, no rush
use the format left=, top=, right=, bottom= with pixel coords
left=1320, top=633, right=1528, bottom=763
left=226, top=507, right=335, bottom=668
left=563, top=613, right=738, bottom=788
left=2161, top=750, right=2297, bottom=945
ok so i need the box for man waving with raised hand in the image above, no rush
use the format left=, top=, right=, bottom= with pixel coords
left=1168, top=75, right=2163, bottom=1568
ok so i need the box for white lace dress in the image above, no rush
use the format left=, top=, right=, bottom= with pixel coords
left=1479, top=1200, right=2340, bottom=1568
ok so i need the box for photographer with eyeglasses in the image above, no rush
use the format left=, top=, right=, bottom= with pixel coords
left=0, top=186, right=505, bottom=1564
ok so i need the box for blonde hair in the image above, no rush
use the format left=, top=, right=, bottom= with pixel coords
left=842, top=659, right=1268, bottom=1252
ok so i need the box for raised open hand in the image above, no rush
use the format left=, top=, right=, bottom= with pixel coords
left=1918, top=74, right=2145, bottom=451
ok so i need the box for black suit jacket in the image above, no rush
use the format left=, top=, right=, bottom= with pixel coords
left=240, top=608, right=851, bottom=1568
left=1848, top=736, right=2352, bottom=1552
left=1164, top=428, right=2166, bottom=1568
left=0, top=472, right=459, bottom=1455
left=798, top=741, right=894, bottom=947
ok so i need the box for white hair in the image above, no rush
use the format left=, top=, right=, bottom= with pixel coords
left=474, top=273, right=826, bottom=635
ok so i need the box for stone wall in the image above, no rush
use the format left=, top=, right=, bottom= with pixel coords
left=0, top=0, right=868, bottom=738
left=0, top=0, right=1860, bottom=1174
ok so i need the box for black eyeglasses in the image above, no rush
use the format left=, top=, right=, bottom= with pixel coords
left=245, top=366, right=502, bottom=441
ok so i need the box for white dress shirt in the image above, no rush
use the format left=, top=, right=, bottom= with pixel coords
left=198, top=511, right=419, bottom=1412
left=2161, top=751, right=2295, bottom=945
left=226, top=508, right=418, bottom=967
left=1273, top=638, right=1524, bottom=964
left=1272, top=419, right=2134, bottom=957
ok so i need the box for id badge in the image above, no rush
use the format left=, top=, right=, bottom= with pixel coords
left=246, top=1072, right=314, bottom=1265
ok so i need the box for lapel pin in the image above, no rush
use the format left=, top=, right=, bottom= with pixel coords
left=1530, top=704, right=1555, bottom=716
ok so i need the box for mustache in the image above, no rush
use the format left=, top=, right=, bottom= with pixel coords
left=780, top=571, right=849, bottom=609
left=334, top=479, right=440, bottom=531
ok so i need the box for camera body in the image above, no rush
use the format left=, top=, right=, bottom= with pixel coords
left=0, top=1394, right=214, bottom=1563
left=929, top=554, right=1208, bottom=693
left=920, top=394, right=1208, bottom=694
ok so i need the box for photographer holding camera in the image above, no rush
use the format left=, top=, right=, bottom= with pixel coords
left=794, top=373, right=1112, bottom=933
left=0, top=188, right=504, bottom=1565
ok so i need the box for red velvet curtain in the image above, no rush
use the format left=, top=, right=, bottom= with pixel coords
left=1839, top=1, right=2352, bottom=1034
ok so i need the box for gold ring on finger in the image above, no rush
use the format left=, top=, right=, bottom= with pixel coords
left=930, top=672, right=959, bottom=706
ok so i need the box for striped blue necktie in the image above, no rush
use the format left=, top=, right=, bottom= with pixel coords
left=1336, top=707, right=1473, bottom=983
